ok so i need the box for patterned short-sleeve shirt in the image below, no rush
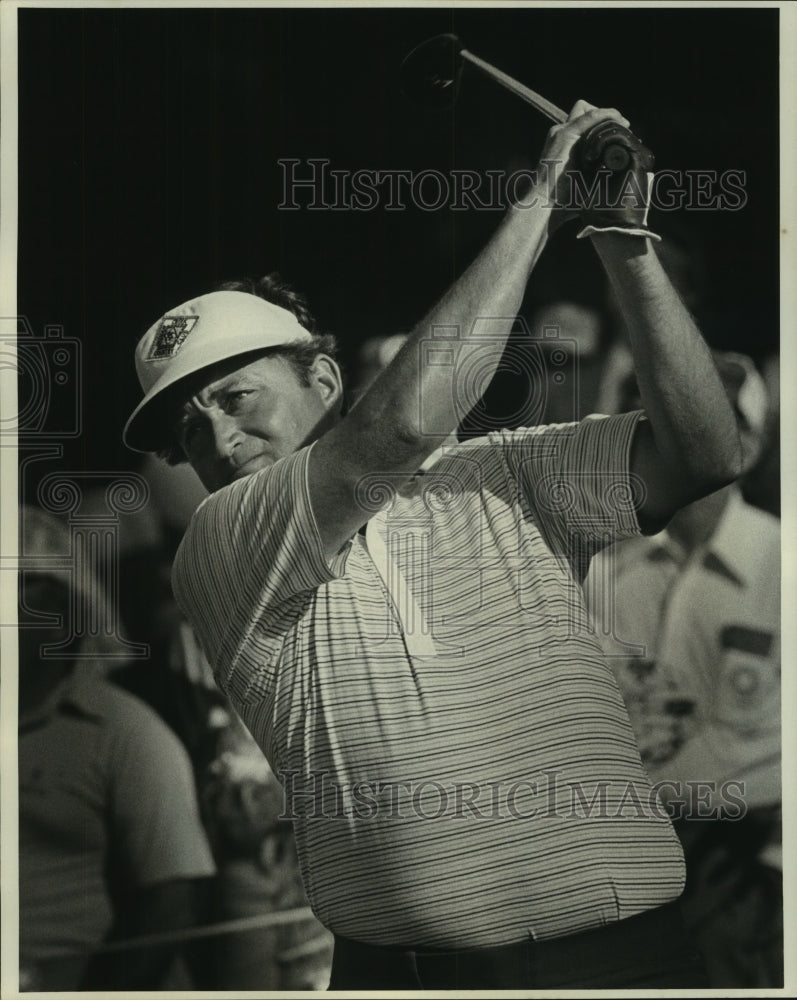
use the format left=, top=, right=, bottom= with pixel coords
left=173, top=411, right=685, bottom=949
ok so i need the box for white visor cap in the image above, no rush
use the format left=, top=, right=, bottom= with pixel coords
left=123, top=290, right=313, bottom=453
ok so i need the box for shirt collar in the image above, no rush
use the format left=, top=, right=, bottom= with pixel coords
left=701, top=487, right=750, bottom=587
left=644, top=529, right=688, bottom=567
left=653, top=487, right=749, bottom=587
left=60, top=670, right=106, bottom=718
left=19, top=669, right=105, bottom=730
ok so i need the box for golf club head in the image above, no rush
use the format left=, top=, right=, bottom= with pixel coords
left=400, top=33, right=465, bottom=110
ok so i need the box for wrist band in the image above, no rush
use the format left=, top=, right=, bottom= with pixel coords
left=576, top=225, right=662, bottom=242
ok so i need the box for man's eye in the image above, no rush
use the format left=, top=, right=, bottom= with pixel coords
left=226, top=390, right=253, bottom=411
left=180, top=421, right=201, bottom=446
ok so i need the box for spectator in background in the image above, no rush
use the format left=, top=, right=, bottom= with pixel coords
left=200, top=714, right=334, bottom=990
left=111, top=542, right=227, bottom=785
left=584, top=353, right=781, bottom=987
left=17, top=505, right=216, bottom=992
left=71, top=460, right=228, bottom=776
left=740, top=351, right=780, bottom=518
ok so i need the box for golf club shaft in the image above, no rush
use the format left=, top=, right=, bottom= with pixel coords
left=461, top=50, right=568, bottom=124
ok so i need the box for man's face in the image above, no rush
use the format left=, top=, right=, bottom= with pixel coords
left=174, top=353, right=340, bottom=492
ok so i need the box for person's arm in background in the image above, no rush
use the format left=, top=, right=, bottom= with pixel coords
left=310, top=103, right=628, bottom=558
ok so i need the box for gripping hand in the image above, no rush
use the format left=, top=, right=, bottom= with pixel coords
left=575, top=120, right=660, bottom=240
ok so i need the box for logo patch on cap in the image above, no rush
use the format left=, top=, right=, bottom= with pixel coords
left=147, top=316, right=199, bottom=361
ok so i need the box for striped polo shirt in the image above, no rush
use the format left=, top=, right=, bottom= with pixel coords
left=173, top=411, right=685, bottom=949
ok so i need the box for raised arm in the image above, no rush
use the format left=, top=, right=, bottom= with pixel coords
left=310, top=103, right=627, bottom=557
left=592, top=235, right=743, bottom=533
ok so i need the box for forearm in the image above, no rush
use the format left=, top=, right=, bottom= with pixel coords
left=345, top=194, right=553, bottom=470
left=593, top=235, right=742, bottom=494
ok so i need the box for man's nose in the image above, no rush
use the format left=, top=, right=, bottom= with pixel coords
left=208, top=410, right=243, bottom=459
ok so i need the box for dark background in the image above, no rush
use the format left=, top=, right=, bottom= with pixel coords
left=17, top=5, right=779, bottom=475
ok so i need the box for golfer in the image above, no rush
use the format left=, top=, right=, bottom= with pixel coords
left=124, top=103, right=740, bottom=989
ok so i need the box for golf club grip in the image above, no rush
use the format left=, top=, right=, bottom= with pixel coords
left=461, top=50, right=568, bottom=124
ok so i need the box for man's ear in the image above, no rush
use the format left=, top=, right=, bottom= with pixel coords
left=310, top=354, right=344, bottom=413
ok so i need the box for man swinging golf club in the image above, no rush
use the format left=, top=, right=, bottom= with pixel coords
left=124, top=96, right=740, bottom=989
